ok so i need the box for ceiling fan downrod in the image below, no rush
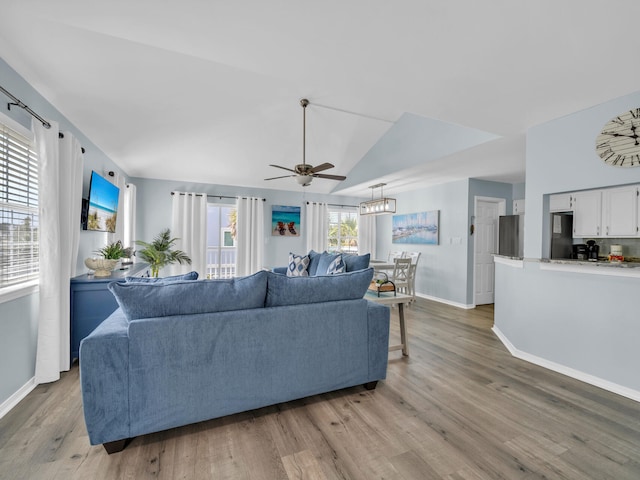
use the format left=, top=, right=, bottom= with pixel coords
left=301, top=98, right=309, bottom=168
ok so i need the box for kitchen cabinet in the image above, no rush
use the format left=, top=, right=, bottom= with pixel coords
left=70, top=262, right=148, bottom=362
left=513, top=199, right=525, bottom=214
left=603, top=185, right=639, bottom=237
left=549, top=193, right=573, bottom=212
left=573, top=190, right=602, bottom=237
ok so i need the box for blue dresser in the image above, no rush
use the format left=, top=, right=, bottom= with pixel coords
left=70, top=263, right=148, bottom=362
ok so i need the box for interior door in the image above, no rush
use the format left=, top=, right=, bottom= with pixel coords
left=474, top=200, right=500, bottom=305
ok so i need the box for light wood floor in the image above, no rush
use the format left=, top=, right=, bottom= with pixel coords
left=1, top=299, right=640, bottom=479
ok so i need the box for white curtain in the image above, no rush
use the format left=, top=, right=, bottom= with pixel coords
left=357, top=213, right=377, bottom=257
left=34, top=121, right=84, bottom=383
left=123, top=183, right=137, bottom=251
left=171, top=192, right=208, bottom=278
left=306, top=202, right=328, bottom=252
left=236, top=197, right=264, bottom=276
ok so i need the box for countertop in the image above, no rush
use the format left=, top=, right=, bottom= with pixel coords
left=542, top=258, right=640, bottom=269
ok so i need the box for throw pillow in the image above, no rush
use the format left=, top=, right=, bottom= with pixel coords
left=307, top=250, right=322, bottom=276
left=325, top=254, right=345, bottom=275
left=287, top=253, right=310, bottom=277
left=316, top=252, right=345, bottom=276
left=342, top=253, right=370, bottom=272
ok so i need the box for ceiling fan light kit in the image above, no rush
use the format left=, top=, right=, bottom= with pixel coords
left=360, top=183, right=397, bottom=215
left=265, top=98, right=347, bottom=187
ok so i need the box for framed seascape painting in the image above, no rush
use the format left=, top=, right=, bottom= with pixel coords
left=271, top=205, right=301, bottom=236
left=392, top=211, right=439, bottom=245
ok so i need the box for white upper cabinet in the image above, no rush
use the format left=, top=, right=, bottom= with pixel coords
left=573, top=190, right=602, bottom=237
left=549, top=193, right=573, bottom=212
left=603, top=185, right=639, bottom=237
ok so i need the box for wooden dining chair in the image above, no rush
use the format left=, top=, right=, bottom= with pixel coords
left=391, top=258, right=412, bottom=295
left=405, top=252, right=421, bottom=302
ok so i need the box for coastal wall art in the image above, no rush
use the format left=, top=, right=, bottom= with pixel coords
left=271, top=205, right=301, bottom=237
left=392, top=210, right=439, bottom=245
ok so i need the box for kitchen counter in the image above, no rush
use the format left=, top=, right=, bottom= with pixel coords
left=539, top=258, right=640, bottom=278
left=543, top=258, right=640, bottom=268
left=494, top=254, right=640, bottom=277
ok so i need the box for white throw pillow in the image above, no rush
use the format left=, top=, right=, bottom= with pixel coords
left=287, top=253, right=310, bottom=277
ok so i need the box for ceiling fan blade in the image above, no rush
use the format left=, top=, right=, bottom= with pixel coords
left=313, top=173, right=347, bottom=181
left=264, top=174, right=296, bottom=181
left=309, top=162, right=335, bottom=174
left=269, top=164, right=297, bottom=173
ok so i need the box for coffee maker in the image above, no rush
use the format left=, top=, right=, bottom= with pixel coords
left=586, top=239, right=599, bottom=262
left=572, top=243, right=588, bottom=260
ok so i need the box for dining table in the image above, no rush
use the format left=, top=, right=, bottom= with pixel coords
left=369, top=259, right=396, bottom=271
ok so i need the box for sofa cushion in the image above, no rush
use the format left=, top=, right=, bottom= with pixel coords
left=109, top=270, right=268, bottom=320
left=124, top=271, right=199, bottom=283
left=307, top=250, right=322, bottom=276
left=265, top=268, right=374, bottom=307
left=287, top=253, right=310, bottom=277
left=342, top=253, right=370, bottom=272
left=317, top=253, right=345, bottom=275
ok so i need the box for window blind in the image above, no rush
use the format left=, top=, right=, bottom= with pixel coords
left=0, top=122, right=39, bottom=288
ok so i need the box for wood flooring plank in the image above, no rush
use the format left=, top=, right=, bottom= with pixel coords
left=282, top=449, right=329, bottom=480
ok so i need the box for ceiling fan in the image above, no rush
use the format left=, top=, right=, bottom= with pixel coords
left=265, top=98, right=347, bottom=187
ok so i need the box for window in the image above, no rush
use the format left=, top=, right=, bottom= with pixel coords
left=0, top=121, right=38, bottom=289
left=206, top=204, right=236, bottom=279
left=328, top=208, right=358, bottom=254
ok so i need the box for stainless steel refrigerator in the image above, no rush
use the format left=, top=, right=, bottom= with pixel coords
left=498, top=214, right=524, bottom=257
left=550, top=213, right=573, bottom=259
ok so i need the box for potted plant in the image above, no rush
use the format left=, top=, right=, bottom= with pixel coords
left=85, top=240, right=131, bottom=277
left=135, top=228, right=192, bottom=277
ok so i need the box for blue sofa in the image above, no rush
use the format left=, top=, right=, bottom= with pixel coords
left=79, top=268, right=390, bottom=453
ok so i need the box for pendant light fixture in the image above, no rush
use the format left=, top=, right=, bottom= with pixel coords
left=359, top=183, right=397, bottom=215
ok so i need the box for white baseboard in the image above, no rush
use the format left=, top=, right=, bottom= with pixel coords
left=492, top=326, right=640, bottom=403
left=415, top=292, right=474, bottom=309
left=0, top=377, right=36, bottom=420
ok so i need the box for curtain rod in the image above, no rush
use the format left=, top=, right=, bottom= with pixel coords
left=306, top=201, right=358, bottom=208
left=0, top=85, right=51, bottom=129
left=58, top=132, right=86, bottom=154
left=171, top=192, right=266, bottom=201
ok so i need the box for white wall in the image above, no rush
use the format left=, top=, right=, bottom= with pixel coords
left=375, top=178, right=515, bottom=307
left=495, top=90, right=640, bottom=398
left=131, top=177, right=365, bottom=273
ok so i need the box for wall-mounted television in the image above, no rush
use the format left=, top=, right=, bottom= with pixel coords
left=84, top=171, right=119, bottom=233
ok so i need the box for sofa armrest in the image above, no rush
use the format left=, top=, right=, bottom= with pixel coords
left=366, top=301, right=390, bottom=381
left=79, top=309, right=130, bottom=446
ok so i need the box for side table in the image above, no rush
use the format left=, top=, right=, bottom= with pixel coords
left=365, top=290, right=412, bottom=356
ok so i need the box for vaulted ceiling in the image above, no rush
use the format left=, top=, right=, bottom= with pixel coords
left=1, top=1, right=639, bottom=196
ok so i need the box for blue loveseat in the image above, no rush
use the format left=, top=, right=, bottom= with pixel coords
left=79, top=268, right=390, bottom=453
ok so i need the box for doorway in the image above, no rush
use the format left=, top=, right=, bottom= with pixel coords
left=473, top=197, right=506, bottom=305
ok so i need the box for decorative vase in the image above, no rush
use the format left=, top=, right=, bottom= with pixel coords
left=85, top=258, right=119, bottom=277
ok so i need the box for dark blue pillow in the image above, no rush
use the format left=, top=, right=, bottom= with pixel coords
left=307, top=250, right=322, bottom=276
left=342, top=253, right=370, bottom=272
left=125, top=271, right=199, bottom=283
